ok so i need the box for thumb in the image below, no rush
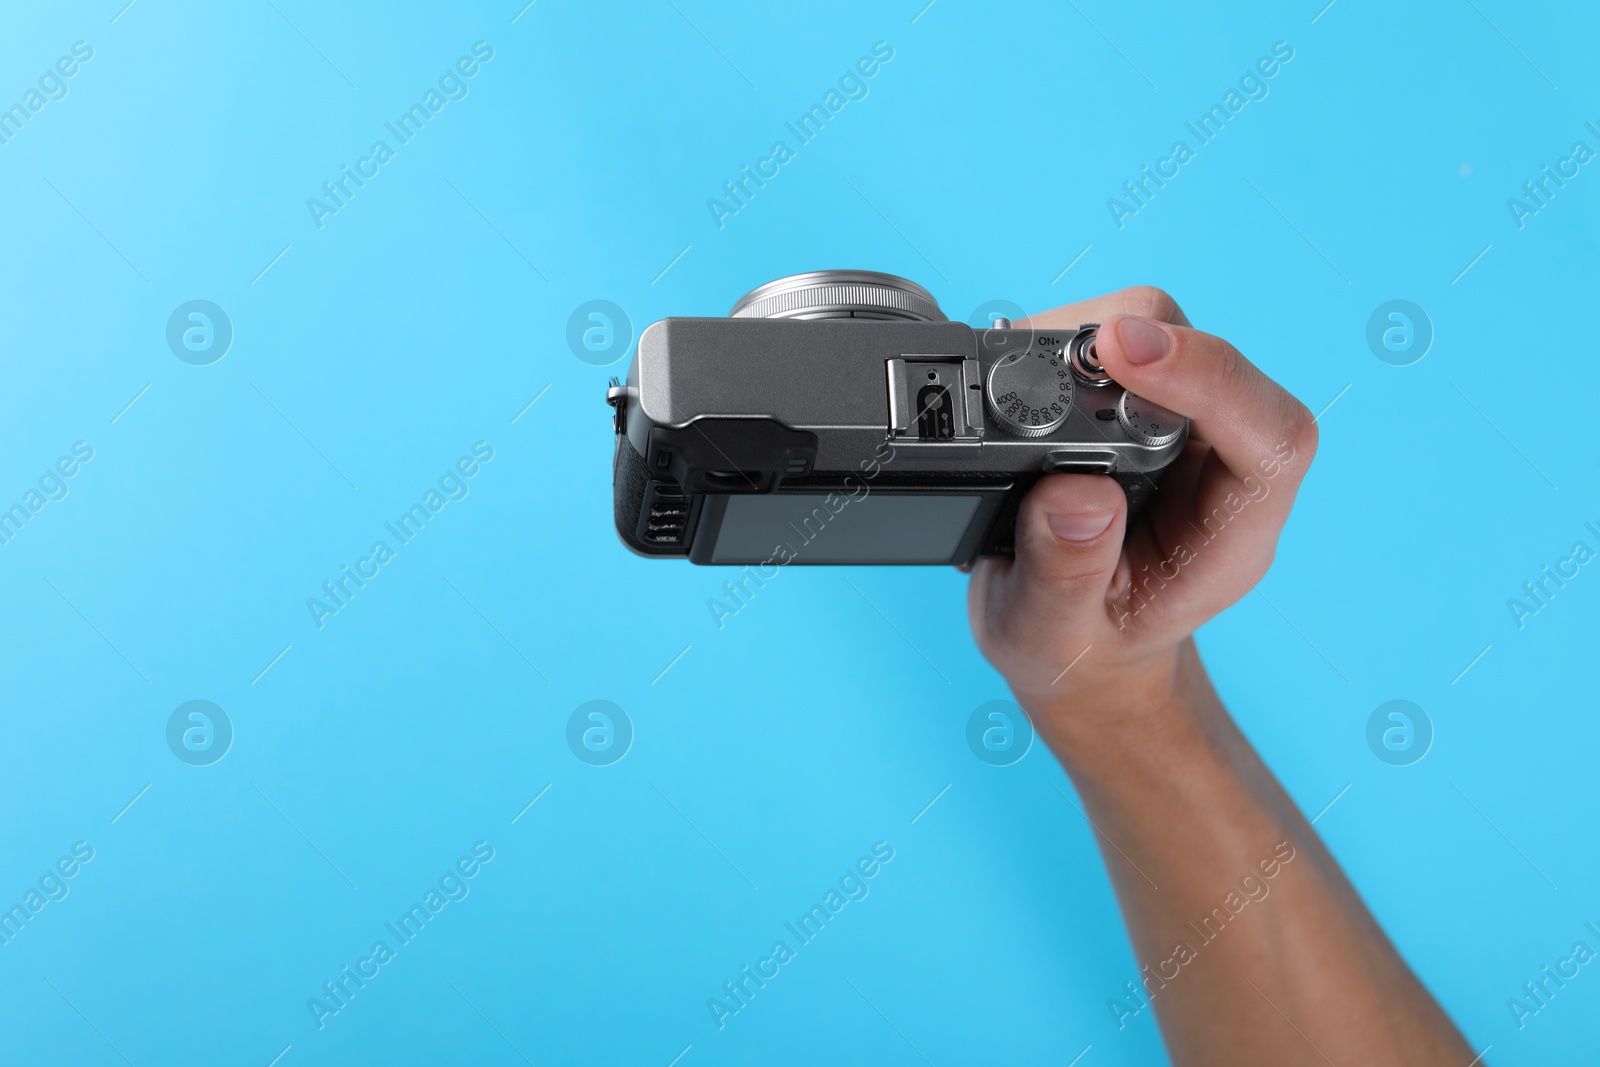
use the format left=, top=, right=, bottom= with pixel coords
left=996, top=473, right=1127, bottom=639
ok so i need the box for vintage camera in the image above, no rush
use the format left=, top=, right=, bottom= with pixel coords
left=606, top=271, right=1187, bottom=566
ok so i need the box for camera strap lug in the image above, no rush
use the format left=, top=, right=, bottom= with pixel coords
left=605, top=378, right=629, bottom=435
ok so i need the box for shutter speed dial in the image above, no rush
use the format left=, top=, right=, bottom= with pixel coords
left=985, top=347, right=1073, bottom=438
left=1117, top=391, right=1184, bottom=447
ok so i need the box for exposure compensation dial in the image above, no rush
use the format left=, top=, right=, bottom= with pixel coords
left=1116, top=391, right=1185, bottom=447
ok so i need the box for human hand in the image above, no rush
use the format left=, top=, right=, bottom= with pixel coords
left=967, top=287, right=1318, bottom=735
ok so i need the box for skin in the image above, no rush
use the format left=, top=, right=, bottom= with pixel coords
left=967, top=287, right=1477, bottom=1066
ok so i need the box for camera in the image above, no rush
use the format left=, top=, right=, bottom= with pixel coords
left=606, top=271, right=1187, bottom=566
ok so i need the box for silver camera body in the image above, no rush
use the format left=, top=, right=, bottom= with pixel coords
left=607, top=271, right=1188, bottom=566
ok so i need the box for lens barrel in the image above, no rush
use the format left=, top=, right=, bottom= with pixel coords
left=729, top=270, right=945, bottom=322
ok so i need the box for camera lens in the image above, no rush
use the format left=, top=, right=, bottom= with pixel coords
left=728, top=271, right=945, bottom=322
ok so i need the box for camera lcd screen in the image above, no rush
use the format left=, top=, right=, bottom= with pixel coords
left=709, top=492, right=983, bottom=564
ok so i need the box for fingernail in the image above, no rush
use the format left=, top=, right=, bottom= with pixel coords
left=1047, top=510, right=1114, bottom=542
left=1116, top=317, right=1169, bottom=365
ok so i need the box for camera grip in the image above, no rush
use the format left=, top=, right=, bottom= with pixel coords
left=613, top=438, right=658, bottom=556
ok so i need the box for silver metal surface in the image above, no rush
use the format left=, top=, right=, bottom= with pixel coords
left=984, top=347, right=1073, bottom=438
left=1117, top=390, right=1184, bottom=447
left=1041, top=450, right=1116, bottom=473
left=1068, top=324, right=1114, bottom=387
left=729, top=270, right=946, bottom=322
left=961, top=358, right=983, bottom=431
left=887, top=356, right=982, bottom=440
left=886, top=359, right=909, bottom=434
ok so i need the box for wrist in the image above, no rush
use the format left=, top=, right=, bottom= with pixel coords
left=1017, top=639, right=1219, bottom=779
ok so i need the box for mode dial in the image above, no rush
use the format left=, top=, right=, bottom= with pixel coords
left=1116, top=390, right=1184, bottom=447
left=985, top=346, right=1073, bottom=438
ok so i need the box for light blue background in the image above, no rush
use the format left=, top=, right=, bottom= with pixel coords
left=1, top=1, right=1596, bottom=1063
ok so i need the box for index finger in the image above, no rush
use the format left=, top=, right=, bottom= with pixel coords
left=1094, top=315, right=1317, bottom=496
left=1017, top=284, right=1192, bottom=331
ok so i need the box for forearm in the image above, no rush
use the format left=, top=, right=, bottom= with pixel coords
left=1033, top=640, right=1473, bottom=1066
